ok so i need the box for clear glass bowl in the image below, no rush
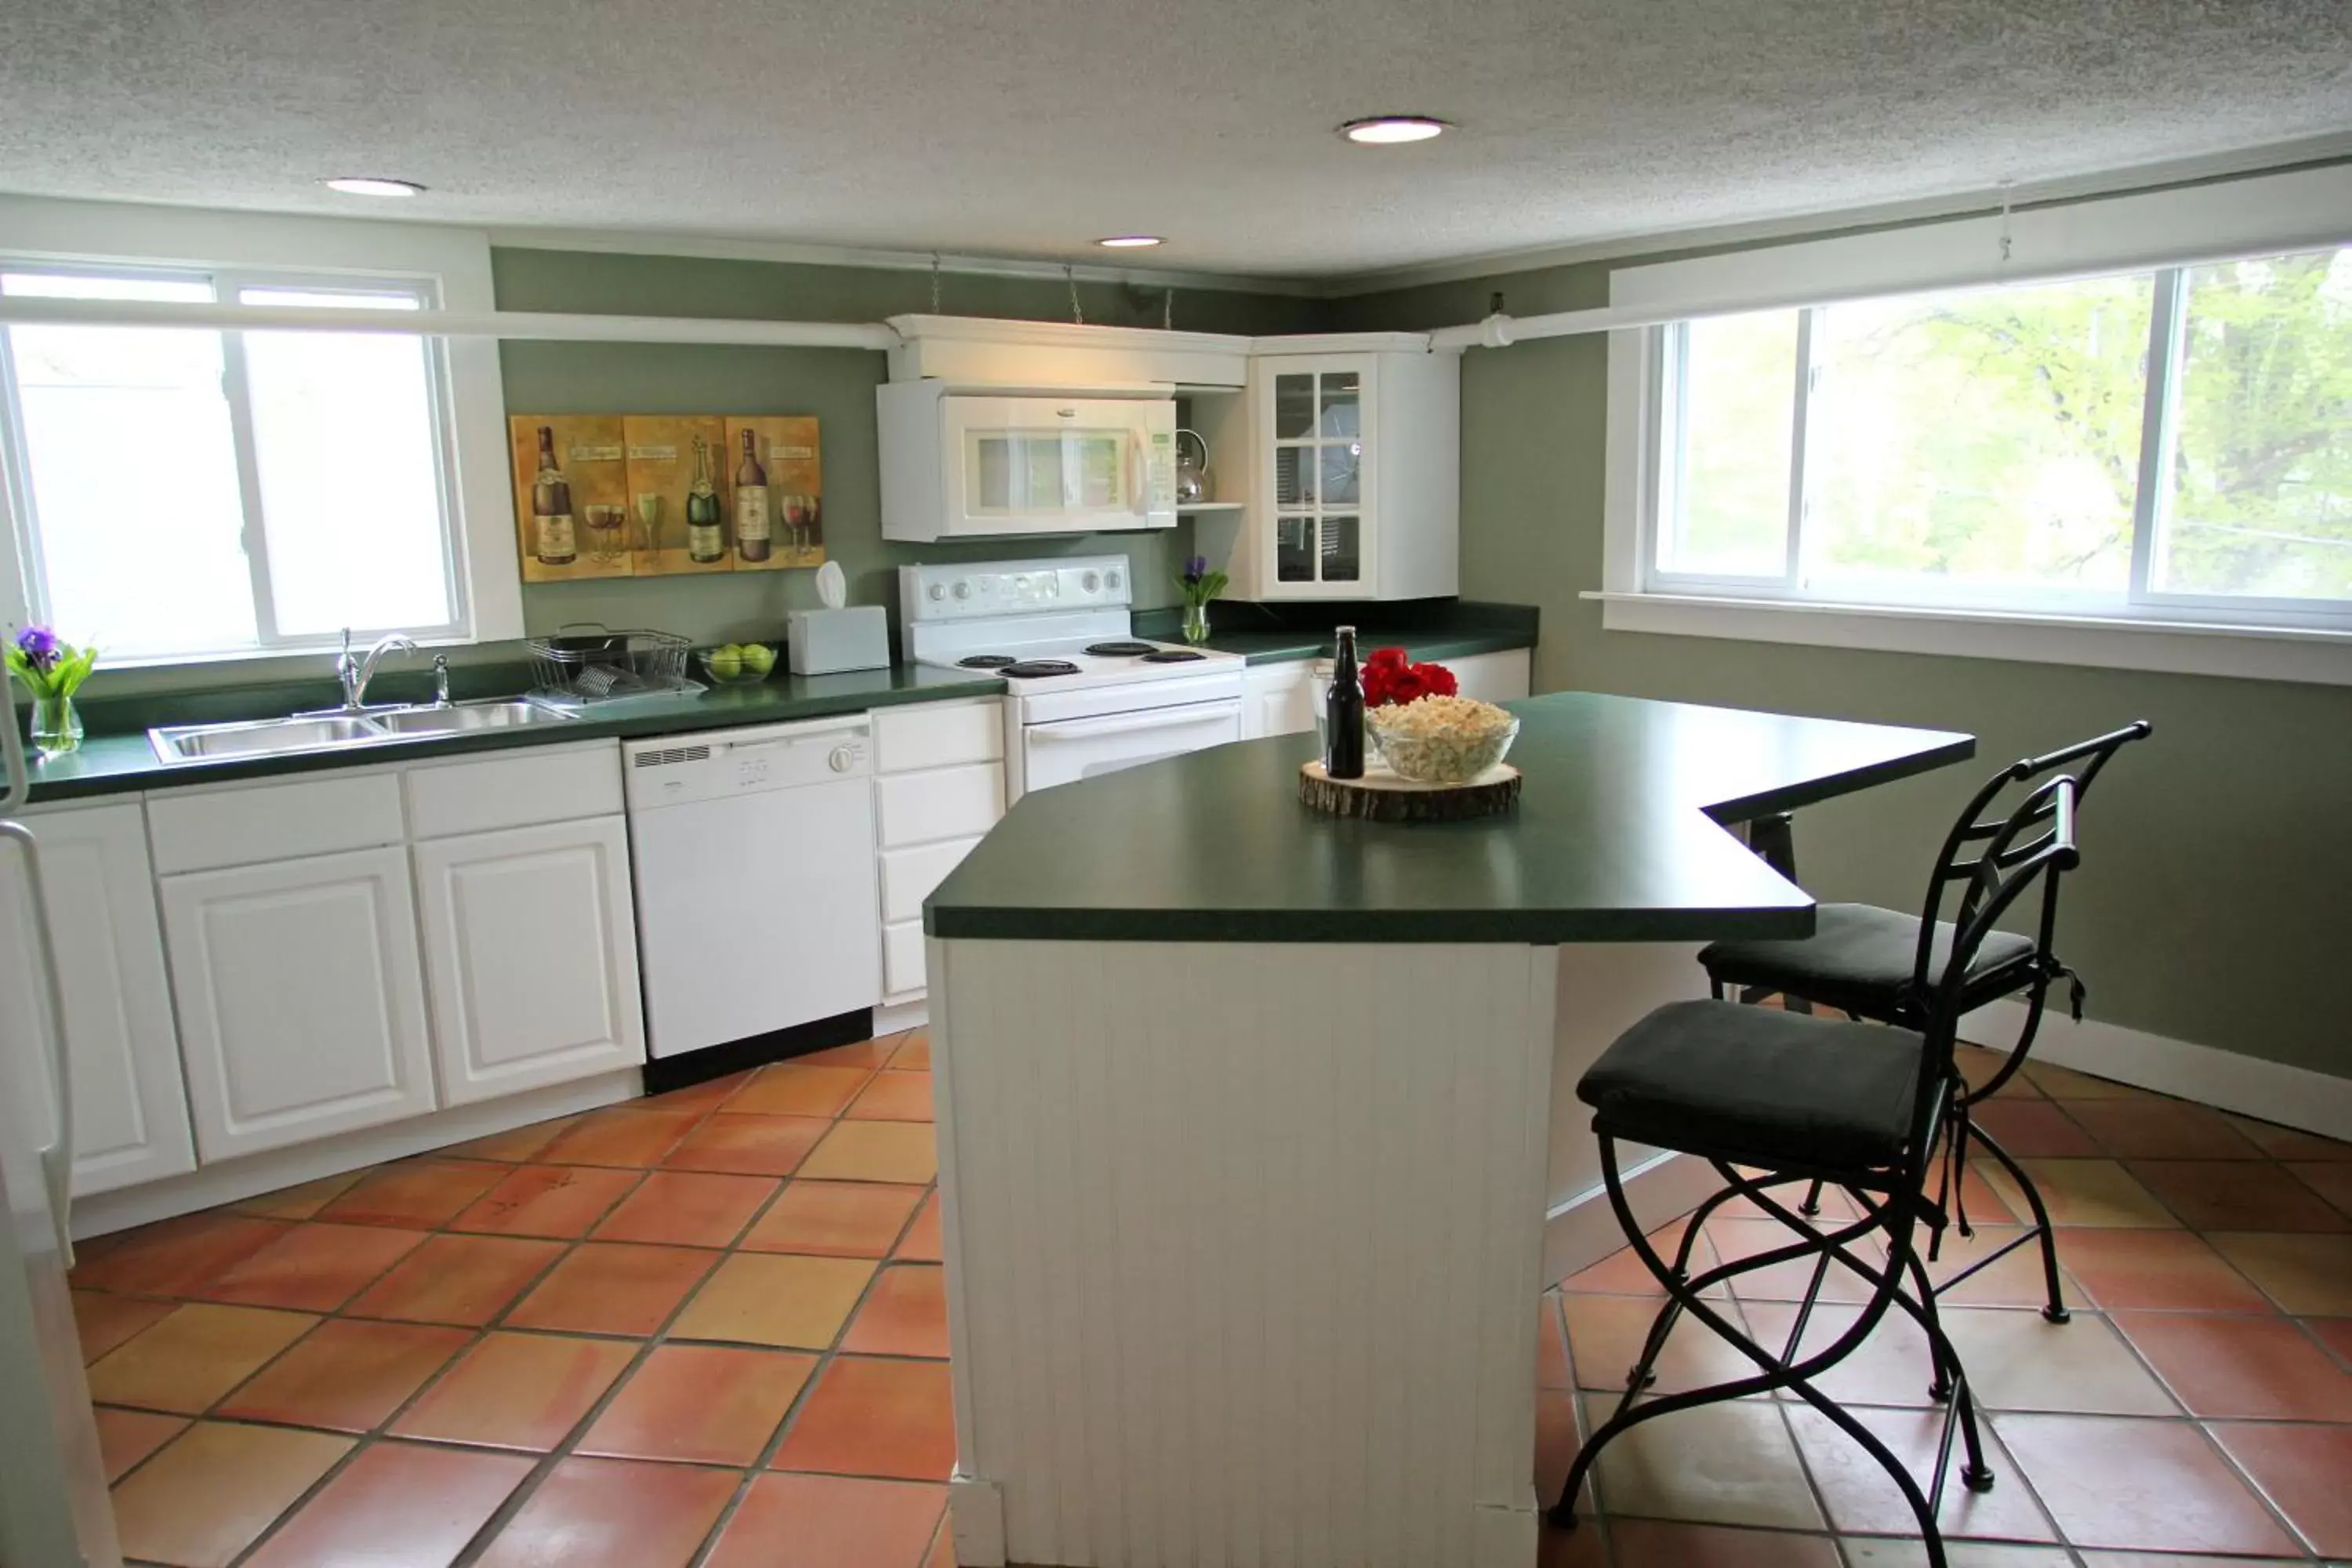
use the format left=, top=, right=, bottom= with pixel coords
left=1364, top=706, right=1520, bottom=783
left=696, top=644, right=778, bottom=686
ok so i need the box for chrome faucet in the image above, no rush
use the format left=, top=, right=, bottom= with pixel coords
left=431, top=655, right=453, bottom=708
left=336, top=629, right=418, bottom=713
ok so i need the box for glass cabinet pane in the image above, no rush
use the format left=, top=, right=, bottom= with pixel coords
left=1317, top=372, right=1360, bottom=439
left=1275, top=373, right=1316, bottom=439
left=1276, top=517, right=1316, bottom=581
left=1321, top=515, right=1361, bottom=581
left=1274, top=445, right=1316, bottom=508
left=1319, top=442, right=1362, bottom=506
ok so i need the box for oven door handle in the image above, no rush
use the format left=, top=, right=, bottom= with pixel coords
left=1029, top=702, right=1240, bottom=742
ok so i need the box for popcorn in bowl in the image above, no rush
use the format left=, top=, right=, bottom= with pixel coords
left=1365, top=695, right=1520, bottom=783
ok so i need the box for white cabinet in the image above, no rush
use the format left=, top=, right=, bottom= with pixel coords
left=1195, top=341, right=1461, bottom=603
left=413, top=816, right=644, bottom=1106
left=161, top=844, right=437, bottom=1162
left=1449, top=648, right=1534, bottom=703
left=0, top=801, right=194, bottom=1196
left=1241, top=663, right=1319, bottom=740
left=873, top=698, right=1007, bottom=1003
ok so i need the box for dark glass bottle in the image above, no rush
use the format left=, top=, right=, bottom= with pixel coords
left=1325, top=624, right=1365, bottom=779
left=531, top=426, right=575, bottom=567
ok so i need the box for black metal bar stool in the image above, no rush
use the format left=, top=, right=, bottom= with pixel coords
left=1697, top=722, right=2151, bottom=1322
left=1551, top=772, right=2094, bottom=1568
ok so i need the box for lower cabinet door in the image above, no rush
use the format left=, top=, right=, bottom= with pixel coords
left=0, top=802, right=195, bottom=1195
left=412, top=816, right=646, bottom=1106
left=162, top=845, right=438, bottom=1162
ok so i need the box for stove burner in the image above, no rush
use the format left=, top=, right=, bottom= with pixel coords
left=956, top=654, right=1017, bottom=669
left=1083, top=640, right=1158, bottom=657
left=1141, top=649, right=1207, bottom=662
left=1002, top=659, right=1081, bottom=678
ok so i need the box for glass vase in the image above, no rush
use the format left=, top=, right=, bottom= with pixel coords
left=31, top=693, right=82, bottom=757
left=1181, top=601, right=1210, bottom=644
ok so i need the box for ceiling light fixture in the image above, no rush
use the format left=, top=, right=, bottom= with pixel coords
left=1339, top=116, right=1449, bottom=145
left=1094, top=235, right=1164, bottom=249
left=323, top=176, right=425, bottom=198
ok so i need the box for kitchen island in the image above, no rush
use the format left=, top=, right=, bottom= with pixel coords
left=922, top=691, right=1971, bottom=1568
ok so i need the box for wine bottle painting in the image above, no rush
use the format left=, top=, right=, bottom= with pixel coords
left=513, top=414, right=822, bottom=579
left=510, top=416, right=632, bottom=582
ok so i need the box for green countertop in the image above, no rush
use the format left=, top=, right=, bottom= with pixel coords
left=18, top=607, right=1537, bottom=805
left=20, top=665, right=1007, bottom=804
left=925, top=691, right=1973, bottom=946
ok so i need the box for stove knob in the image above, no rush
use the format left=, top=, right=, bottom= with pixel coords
left=1081, top=570, right=1101, bottom=593
left=1105, top=569, right=1123, bottom=591
left=828, top=746, right=855, bottom=773
left=927, top=583, right=946, bottom=602
left=952, top=580, right=971, bottom=601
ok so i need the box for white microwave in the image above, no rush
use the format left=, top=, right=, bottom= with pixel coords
left=878, top=383, right=1178, bottom=541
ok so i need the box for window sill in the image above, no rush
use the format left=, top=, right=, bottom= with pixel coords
left=1584, top=590, right=2352, bottom=688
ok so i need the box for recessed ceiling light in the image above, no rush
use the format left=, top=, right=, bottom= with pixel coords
left=323, top=176, right=425, bottom=198
left=1339, top=116, right=1450, bottom=145
left=1095, top=235, right=1164, bottom=249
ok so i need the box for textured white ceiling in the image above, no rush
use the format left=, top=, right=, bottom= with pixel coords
left=1, top=0, right=2347, bottom=279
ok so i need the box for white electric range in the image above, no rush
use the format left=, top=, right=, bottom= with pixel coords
left=900, top=557, right=1247, bottom=802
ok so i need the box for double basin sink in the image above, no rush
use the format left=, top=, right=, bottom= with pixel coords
left=150, top=699, right=580, bottom=763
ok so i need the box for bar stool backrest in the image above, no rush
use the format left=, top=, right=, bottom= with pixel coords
left=1902, top=721, right=2152, bottom=1023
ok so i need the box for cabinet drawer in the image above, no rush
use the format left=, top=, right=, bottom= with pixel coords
left=876, top=699, right=1004, bottom=774
left=883, top=919, right=927, bottom=997
left=405, top=740, right=624, bottom=840
left=148, top=771, right=405, bottom=874
left=877, top=763, right=1004, bottom=848
left=880, top=834, right=982, bottom=924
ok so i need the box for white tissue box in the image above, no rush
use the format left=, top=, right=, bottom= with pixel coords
left=787, top=605, right=891, bottom=675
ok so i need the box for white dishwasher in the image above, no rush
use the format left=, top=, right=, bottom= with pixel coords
left=625, top=716, right=882, bottom=1059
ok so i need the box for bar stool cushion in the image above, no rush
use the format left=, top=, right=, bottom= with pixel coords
left=1580, top=1000, right=1923, bottom=1171
left=1698, top=903, right=2037, bottom=1020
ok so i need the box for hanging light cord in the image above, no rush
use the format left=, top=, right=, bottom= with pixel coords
left=930, top=252, right=942, bottom=314
left=1997, top=181, right=2016, bottom=270
left=1066, top=265, right=1084, bottom=326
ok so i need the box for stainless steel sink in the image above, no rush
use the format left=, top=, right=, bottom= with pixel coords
left=149, top=699, right=579, bottom=763
left=150, top=715, right=395, bottom=762
left=373, top=699, right=576, bottom=735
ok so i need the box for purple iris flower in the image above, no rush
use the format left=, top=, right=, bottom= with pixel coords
left=12, top=626, right=60, bottom=674
left=1183, top=555, right=1209, bottom=585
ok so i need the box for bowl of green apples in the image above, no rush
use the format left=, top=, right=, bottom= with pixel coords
left=698, top=641, right=778, bottom=686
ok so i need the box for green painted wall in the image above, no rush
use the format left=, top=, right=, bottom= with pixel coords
left=492, top=249, right=1327, bottom=644
left=1334, top=263, right=2352, bottom=1083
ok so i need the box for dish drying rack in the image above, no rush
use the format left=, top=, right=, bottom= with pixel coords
left=528, top=626, right=694, bottom=702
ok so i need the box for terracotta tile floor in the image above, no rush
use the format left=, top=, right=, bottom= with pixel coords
left=70, top=1025, right=2352, bottom=1566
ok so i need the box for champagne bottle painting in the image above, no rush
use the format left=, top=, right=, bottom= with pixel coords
left=509, top=414, right=823, bottom=583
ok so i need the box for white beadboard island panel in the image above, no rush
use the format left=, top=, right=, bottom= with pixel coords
left=931, top=936, right=1560, bottom=1568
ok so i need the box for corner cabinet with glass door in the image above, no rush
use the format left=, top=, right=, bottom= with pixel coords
left=1195, top=341, right=1461, bottom=601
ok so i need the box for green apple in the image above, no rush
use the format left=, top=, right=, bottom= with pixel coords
left=706, top=648, right=743, bottom=679
left=740, top=643, right=776, bottom=674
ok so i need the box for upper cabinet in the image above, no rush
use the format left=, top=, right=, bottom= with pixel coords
left=1194, top=343, right=1461, bottom=602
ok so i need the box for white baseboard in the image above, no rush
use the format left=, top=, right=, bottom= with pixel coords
left=1543, top=1147, right=1723, bottom=1288
left=873, top=997, right=930, bottom=1036
left=947, top=1472, right=1007, bottom=1568
left=70, top=1068, right=644, bottom=1240
left=1969, top=997, right=2352, bottom=1144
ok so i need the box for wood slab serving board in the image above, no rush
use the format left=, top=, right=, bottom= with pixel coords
left=1299, top=760, right=1523, bottom=822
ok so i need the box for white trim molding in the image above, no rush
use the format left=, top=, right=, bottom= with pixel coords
left=1588, top=591, right=2352, bottom=687
left=1969, top=999, right=2352, bottom=1145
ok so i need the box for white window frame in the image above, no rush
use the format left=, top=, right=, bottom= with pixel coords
left=0, top=196, right=523, bottom=668
left=1596, top=165, right=2352, bottom=687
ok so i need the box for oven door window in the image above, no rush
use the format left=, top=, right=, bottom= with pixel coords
left=1021, top=699, right=1242, bottom=793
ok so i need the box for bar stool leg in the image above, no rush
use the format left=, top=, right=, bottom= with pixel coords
left=1966, top=1123, right=2071, bottom=1322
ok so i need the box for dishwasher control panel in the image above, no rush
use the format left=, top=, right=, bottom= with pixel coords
left=622, top=718, right=872, bottom=809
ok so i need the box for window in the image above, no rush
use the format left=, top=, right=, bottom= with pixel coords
left=1, top=263, right=467, bottom=662
left=1648, top=245, right=2352, bottom=630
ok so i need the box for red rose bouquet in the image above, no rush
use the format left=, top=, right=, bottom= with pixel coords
left=1359, top=645, right=1458, bottom=708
